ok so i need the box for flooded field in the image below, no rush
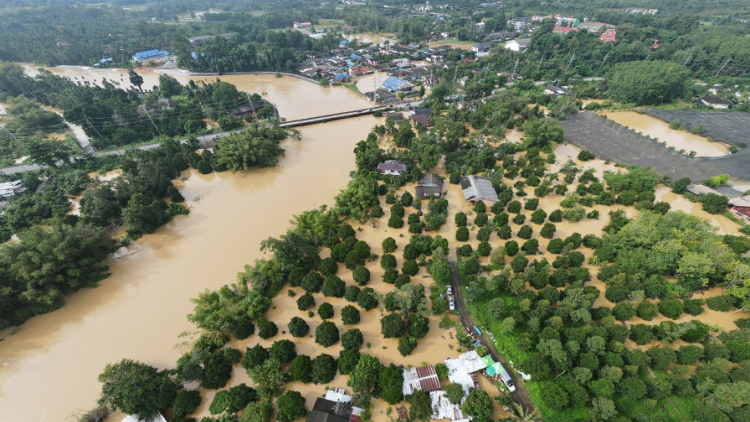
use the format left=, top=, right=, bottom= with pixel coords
left=345, top=33, right=397, bottom=45
left=601, top=111, right=730, bottom=157
left=0, top=117, right=377, bottom=422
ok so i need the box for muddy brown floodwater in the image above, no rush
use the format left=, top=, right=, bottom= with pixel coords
left=600, top=111, right=730, bottom=158
left=21, top=65, right=373, bottom=121
left=0, top=114, right=377, bottom=421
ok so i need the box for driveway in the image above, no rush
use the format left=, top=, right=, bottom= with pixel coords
left=449, top=260, right=537, bottom=413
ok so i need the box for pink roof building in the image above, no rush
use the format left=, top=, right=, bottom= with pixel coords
left=600, top=29, right=616, bottom=43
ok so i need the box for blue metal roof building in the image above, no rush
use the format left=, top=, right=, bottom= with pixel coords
left=132, top=49, right=169, bottom=61
left=381, top=76, right=408, bottom=92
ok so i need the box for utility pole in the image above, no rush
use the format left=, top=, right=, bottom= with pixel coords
left=716, top=57, right=732, bottom=76
left=198, top=101, right=209, bottom=118
left=600, top=53, right=609, bottom=70
left=682, top=55, right=692, bottom=67
left=512, top=58, right=519, bottom=75
left=538, top=58, right=543, bottom=71
left=566, top=53, right=576, bottom=71
left=2, top=126, right=17, bottom=140
left=83, top=114, right=104, bottom=142
left=246, top=92, right=255, bottom=112
left=144, top=109, right=162, bottom=136
left=644, top=54, right=650, bottom=61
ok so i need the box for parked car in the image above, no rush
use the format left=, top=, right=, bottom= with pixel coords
left=449, top=299, right=455, bottom=310
left=446, top=285, right=452, bottom=295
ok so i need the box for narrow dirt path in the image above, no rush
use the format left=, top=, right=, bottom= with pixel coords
left=449, top=260, right=537, bottom=413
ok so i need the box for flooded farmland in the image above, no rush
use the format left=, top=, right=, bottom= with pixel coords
left=0, top=64, right=747, bottom=422
left=600, top=111, right=730, bottom=157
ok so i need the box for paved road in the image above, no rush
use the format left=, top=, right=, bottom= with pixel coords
left=0, top=130, right=235, bottom=175
left=448, top=260, right=537, bottom=413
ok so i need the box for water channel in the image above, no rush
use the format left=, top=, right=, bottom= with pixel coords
left=0, top=66, right=377, bottom=421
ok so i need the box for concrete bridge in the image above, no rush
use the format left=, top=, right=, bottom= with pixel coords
left=279, top=106, right=390, bottom=128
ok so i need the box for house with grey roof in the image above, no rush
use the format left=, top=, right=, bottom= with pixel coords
left=377, top=160, right=408, bottom=176
left=415, top=173, right=443, bottom=198
left=460, top=175, right=499, bottom=203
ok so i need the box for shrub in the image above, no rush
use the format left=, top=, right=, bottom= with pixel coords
left=318, top=302, right=334, bottom=319
left=402, top=260, right=419, bottom=276
left=510, top=255, right=529, bottom=273
left=173, top=390, right=201, bottom=419
left=381, top=254, right=397, bottom=269
left=401, top=191, right=414, bottom=207
left=582, top=235, right=602, bottom=249
left=345, top=285, right=361, bottom=302
left=311, top=354, right=337, bottom=384
left=322, top=275, right=346, bottom=298
left=508, top=201, right=522, bottom=213
left=706, top=295, right=735, bottom=311
left=353, top=266, right=370, bottom=285
left=357, top=287, right=379, bottom=311
left=549, top=209, right=563, bottom=222
left=678, top=345, right=704, bottom=365
left=289, top=355, right=312, bottom=383
left=454, top=212, right=467, bottom=226
left=388, top=214, right=404, bottom=228
left=540, top=223, right=556, bottom=239
left=371, top=205, right=384, bottom=218
left=342, top=328, right=364, bottom=349
left=531, top=209, right=547, bottom=224
left=478, top=241, right=492, bottom=256
left=564, top=206, right=586, bottom=222
left=342, top=305, right=361, bottom=325
left=521, top=239, right=539, bottom=254
left=658, top=299, right=684, bottom=319
left=512, top=213, right=526, bottom=225
left=297, top=292, right=315, bottom=310
left=475, top=212, right=489, bottom=226
left=382, top=237, right=397, bottom=253
left=301, top=272, right=324, bottom=293
left=457, top=244, right=473, bottom=257
left=525, top=198, right=539, bottom=210
left=381, top=313, right=406, bottom=338
left=613, top=302, right=635, bottom=321
left=209, top=384, right=256, bottom=415
left=398, top=335, right=418, bottom=356
left=497, top=224, right=512, bottom=240
left=456, top=227, right=470, bottom=241
left=547, top=238, right=564, bottom=254
left=505, top=241, right=519, bottom=256
left=701, top=193, right=729, bottom=214
left=319, top=258, right=338, bottom=276
left=683, top=299, right=705, bottom=315
left=474, top=201, right=486, bottom=213
left=636, top=301, right=658, bottom=321
left=257, top=319, right=278, bottom=339
left=513, top=224, right=532, bottom=240
left=578, top=150, right=595, bottom=161
left=315, top=321, right=340, bottom=347
left=233, top=317, right=255, bottom=340
left=288, top=317, right=310, bottom=337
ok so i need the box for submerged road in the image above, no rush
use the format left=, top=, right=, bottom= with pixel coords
left=449, top=260, right=537, bottom=414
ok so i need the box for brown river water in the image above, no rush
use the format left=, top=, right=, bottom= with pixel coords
left=0, top=66, right=745, bottom=421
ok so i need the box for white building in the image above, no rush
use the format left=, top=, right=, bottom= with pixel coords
left=471, top=42, right=491, bottom=58
left=505, top=38, right=531, bottom=52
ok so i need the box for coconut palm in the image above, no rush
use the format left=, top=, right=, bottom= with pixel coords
left=508, top=405, right=541, bottom=422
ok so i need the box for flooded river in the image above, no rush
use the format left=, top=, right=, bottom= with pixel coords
left=600, top=111, right=730, bottom=157
left=22, top=65, right=372, bottom=121
left=1, top=63, right=379, bottom=421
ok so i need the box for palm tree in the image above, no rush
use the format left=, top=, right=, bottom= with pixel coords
left=508, top=405, right=541, bottom=422
left=287, top=128, right=302, bottom=140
